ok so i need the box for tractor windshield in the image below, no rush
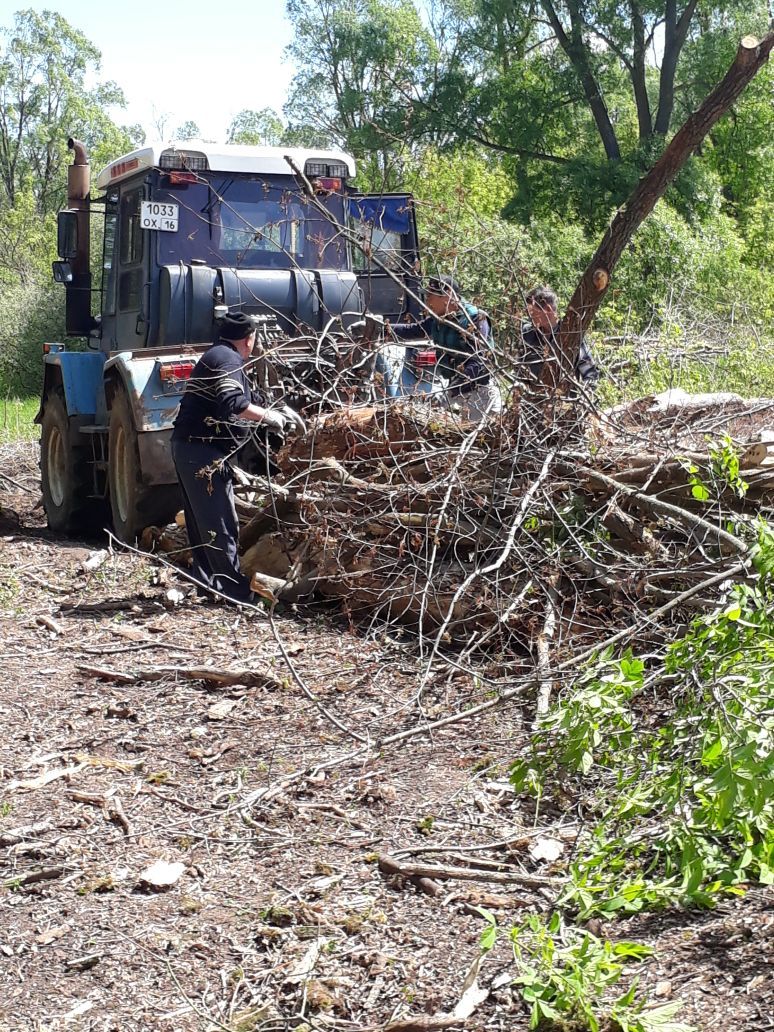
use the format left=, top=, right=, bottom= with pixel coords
left=155, top=174, right=348, bottom=271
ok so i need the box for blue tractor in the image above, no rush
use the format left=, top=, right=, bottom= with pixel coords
left=38, top=137, right=420, bottom=541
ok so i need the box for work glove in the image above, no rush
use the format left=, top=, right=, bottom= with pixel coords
left=279, top=404, right=306, bottom=436
left=260, top=409, right=288, bottom=435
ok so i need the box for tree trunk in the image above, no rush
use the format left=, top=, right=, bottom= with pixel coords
left=654, top=0, right=699, bottom=135
left=630, top=0, right=652, bottom=140
left=546, top=33, right=774, bottom=390
left=541, top=0, right=621, bottom=161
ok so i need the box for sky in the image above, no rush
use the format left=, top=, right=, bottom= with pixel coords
left=0, top=0, right=296, bottom=143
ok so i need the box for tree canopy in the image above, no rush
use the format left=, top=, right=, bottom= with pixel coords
left=0, top=4, right=770, bottom=396
left=284, top=0, right=773, bottom=220
left=0, top=9, right=139, bottom=216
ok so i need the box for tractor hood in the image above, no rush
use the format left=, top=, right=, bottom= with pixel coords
left=155, top=265, right=363, bottom=347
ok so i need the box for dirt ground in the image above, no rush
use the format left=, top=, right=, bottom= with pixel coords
left=0, top=440, right=771, bottom=1032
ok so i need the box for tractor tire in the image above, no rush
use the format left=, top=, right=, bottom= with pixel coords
left=108, top=389, right=180, bottom=542
left=40, top=388, right=94, bottom=534
left=108, top=389, right=146, bottom=543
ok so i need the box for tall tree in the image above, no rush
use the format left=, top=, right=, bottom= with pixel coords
left=285, top=0, right=437, bottom=179
left=438, top=0, right=772, bottom=161
left=0, top=9, right=134, bottom=215
left=227, top=108, right=286, bottom=146
left=287, top=0, right=771, bottom=214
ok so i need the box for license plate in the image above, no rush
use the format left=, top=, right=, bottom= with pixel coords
left=140, top=201, right=178, bottom=232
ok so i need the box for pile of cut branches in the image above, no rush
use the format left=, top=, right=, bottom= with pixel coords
left=145, top=389, right=774, bottom=673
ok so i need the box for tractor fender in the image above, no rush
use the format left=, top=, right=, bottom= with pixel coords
left=102, top=350, right=193, bottom=487
left=102, top=351, right=183, bottom=432
left=36, top=350, right=106, bottom=426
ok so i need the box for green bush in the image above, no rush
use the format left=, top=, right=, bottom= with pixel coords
left=0, top=278, right=66, bottom=396
left=512, top=577, right=774, bottom=919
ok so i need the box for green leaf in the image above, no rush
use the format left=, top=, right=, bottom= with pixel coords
left=535, top=999, right=562, bottom=1021
left=613, top=941, right=653, bottom=960
left=691, top=483, right=710, bottom=502
left=471, top=905, right=498, bottom=951
left=701, top=739, right=724, bottom=765
left=637, top=1000, right=697, bottom=1031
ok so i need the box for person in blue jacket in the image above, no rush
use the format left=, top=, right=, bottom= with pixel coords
left=389, top=275, right=502, bottom=420
left=171, top=311, right=304, bottom=605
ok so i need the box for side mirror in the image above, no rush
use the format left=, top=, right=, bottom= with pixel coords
left=52, top=261, right=73, bottom=284
left=57, top=210, right=79, bottom=259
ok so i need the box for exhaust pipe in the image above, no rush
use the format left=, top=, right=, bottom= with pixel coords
left=65, top=137, right=93, bottom=335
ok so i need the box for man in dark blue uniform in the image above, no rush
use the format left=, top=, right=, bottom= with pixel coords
left=520, top=286, right=599, bottom=389
left=171, top=312, right=304, bottom=604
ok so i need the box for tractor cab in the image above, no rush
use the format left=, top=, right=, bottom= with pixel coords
left=39, top=139, right=421, bottom=541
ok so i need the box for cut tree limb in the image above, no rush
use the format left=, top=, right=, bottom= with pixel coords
left=379, top=854, right=564, bottom=888
left=556, top=560, right=748, bottom=671
left=548, top=32, right=774, bottom=388
left=582, top=464, right=751, bottom=553
left=385, top=1017, right=467, bottom=1032
left=535, top=574, right=560, bottom=718
left=578, top=466, right=748, bottom=554
left=78, top=663, right=283, bottom=690
left=5, top=866, right=65, bottom=888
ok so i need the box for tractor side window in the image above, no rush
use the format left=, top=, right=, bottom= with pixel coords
left=351, top=224, right=402, bottom=272
left=118, top=187, right=143, bottom=311
left=102, top=195, right=118, bottom=316
left=119, top=188, right=143, bottom=265
left=348, top=196, right=412, bottom=273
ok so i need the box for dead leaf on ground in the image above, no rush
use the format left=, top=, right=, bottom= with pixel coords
left=36, top=924, right=70, bottom=946
left=33, top=614, right=64, bottom=636
left=109, top=626, right=148, bottom=642
left=453, top=953, right=489, bottom=1019
left=105, top=701, right=136, bottom=720
left=284, top=936, right=328, bottom=983
left=61, top=1000, right=94, bottom=1020
left=207, top=699, right=238, bottom=721
left=81, top=549, right=109, bottom=573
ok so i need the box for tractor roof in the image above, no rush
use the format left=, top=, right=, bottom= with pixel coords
left=95, top=141, right=356, bottom=190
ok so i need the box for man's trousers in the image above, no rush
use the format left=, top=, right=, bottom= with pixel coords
left=171, top=439, right=253, bottom=604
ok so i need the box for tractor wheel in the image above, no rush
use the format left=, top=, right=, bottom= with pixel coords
left=108, top=389, right=146, bottom=543
left=108, top=390, right=180, bottom=542
left=40, top=388, right=94, bottom=534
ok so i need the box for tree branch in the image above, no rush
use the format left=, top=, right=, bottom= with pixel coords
left=550, top=32, right=774, bottom=389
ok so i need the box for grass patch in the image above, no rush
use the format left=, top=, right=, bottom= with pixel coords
left=0, top=397, right=39, bottom=444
